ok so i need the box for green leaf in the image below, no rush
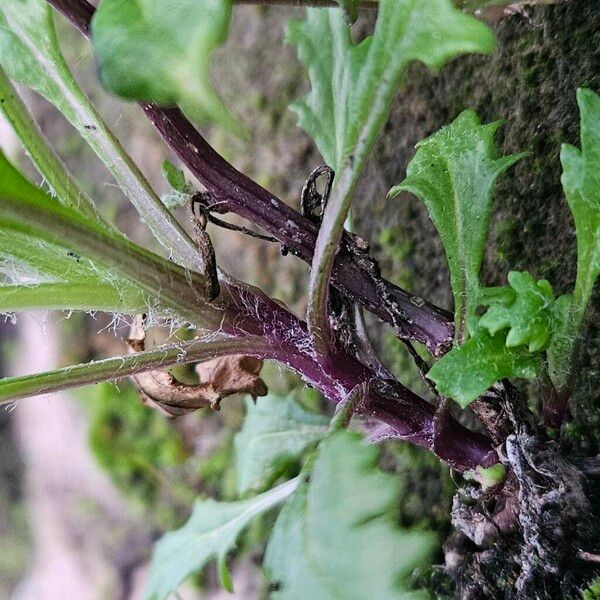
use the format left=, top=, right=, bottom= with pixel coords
left=0, top=150, right=147, bottom=311
left=91, top=0, right=245, bottom=137
left=234, top=395, right=328, bottom=494
left=161, top=160, right=189, bottom=194
left=0, top=0, right=208, bottom=274
left=560, top=88, right=600, bottom=326
left=160, top=160, right=192, bottom=209
left=547, top=294, right=573, bottom=388
left=390, top=111, right=526, bottom=338
left=145, top=477, right=300, bottom=600
left=287, top=0, right=495, bottom=171
left=0, top=151, right=222, bottom=328
left=293, top=1, right=495, bottom=352
left=478, top=271, right=556, bottom=352
left=548, top=89, right=600, bottom=389
left=427, top=329, right=541, bottom=407
left=582, top=576, right=600, bottom=600
left=0, top=0, right=68, bottom=111
left=265, top=431, right=436, bottom=599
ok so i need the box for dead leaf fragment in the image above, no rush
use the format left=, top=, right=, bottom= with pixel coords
left=126, top=318, right=267, bottom=418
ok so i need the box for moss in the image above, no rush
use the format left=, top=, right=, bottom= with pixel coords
left=582, top=577, right=600, bottom=600
left=378, top=225, right=414, bottom=290
left=197, top=434, right=239, bottom=501
left=80, top=382, right=191, bottom=527
left=385, top=441, right=454, bottom=535
left=354, top=0, right=600, bottom=452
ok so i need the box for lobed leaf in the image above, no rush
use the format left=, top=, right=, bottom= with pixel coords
left=548, top=88, right=600, bottom=389
left=265, top=431, right=436, bottom=599
left=91, top=0, right=245, bottom=137
left=559, top=89, right=600, bottom=323
left=390, top=111, right=526, bottom=338
left=287, top=0, right=495, bottom=172
left=145, top=477, right=300, bottom=599
left=478, top=271, right=556, bottom=352
left=234, top=394, right=328, bottom=494
left=427, top=329, right=541, bottom=407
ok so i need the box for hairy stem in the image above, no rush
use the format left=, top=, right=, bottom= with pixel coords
left=233, top=0, right=377, bottom=7
left=37, top=0, right=499, bottom=471
left=0, top=282, right=148, bottom=314
left=0, top=335, right=268, bottom=402
left=0, top=191, right=495, bottom=470
left=0, top=67, right=102, bottom=221
left=46, top=0, right=453, bottom=356
left=219, top=283, right=496, bottom=470
left=0, top=195, right=222, bottom=329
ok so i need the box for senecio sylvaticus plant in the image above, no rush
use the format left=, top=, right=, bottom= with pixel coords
left=0, top=0, right=598, bottom=598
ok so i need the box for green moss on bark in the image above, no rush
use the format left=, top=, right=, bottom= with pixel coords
left=355, top=0, right=600, bottom=453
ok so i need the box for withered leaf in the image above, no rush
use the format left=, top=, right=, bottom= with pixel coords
left=126, top=320, right=267, bottom=419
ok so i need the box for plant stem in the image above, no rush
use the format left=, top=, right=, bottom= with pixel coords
left=0, top=184, right=494, bottom=469
left=0, top=335, right=268, bottom=402
left=233, top=0, right=377, bottom=7
left=0, top=195, right=222, bottom=329
left=39, top=0, right=499, bottom=471
left=45, top=0, right=454, bottom=357
left=0, top=282, right=148, bottom=314
left=0, top=189, right=495, bottom=470
left=0, top=67, right=102, bottom=222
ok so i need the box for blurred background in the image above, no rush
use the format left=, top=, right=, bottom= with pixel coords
left=0, top=4, right=446, bottom=598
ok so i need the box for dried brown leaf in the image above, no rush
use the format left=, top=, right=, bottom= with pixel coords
left=126, top=318, right=267, bottom=418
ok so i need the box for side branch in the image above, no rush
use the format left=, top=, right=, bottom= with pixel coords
left=46, top=0, right=453, bottom=356
left=0, top=335, right=268, bottom=402
left=142, top=108, right=454, bottom=355
left=41, top=0, right=498, bottom=472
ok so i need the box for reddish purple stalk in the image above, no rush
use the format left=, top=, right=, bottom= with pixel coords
left=47, top=0, right=453, bottom=357
left=221, top=281, right=495, bottom=470
left=44, top=0, right=496, bottom=471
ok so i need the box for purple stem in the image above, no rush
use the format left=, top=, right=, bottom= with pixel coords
left=44, top=0, right=495, bottom=470
left=46, top=0, right=453, bottom=356
left=220, top=282, right=496, bottom=471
